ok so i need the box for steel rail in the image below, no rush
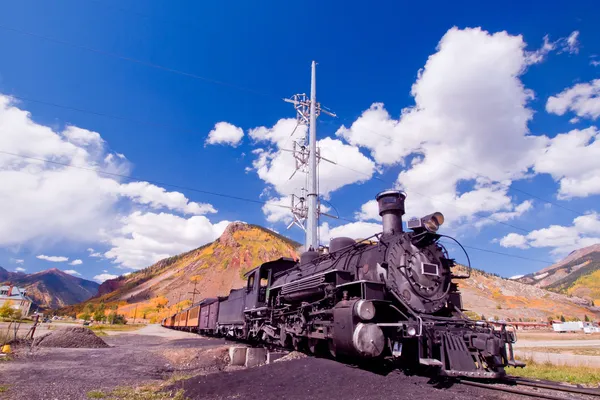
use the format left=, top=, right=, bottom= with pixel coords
left=459, top=379, right=574, bottom=400
left=508, top=377, right=600, bottom=397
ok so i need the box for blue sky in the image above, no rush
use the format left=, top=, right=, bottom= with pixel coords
left=0, top=0, right=599, bottom=282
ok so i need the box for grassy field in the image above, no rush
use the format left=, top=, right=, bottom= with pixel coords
left=519, top=346, right=600, bottom=356
left=87, top=385, right=186, bottom=399
left=508, top=358, right=600, bottom=385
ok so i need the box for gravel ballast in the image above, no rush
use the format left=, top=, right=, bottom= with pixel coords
left=33, top=327, right=109, bottom=348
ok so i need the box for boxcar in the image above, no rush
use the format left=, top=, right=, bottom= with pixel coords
left=187, top=305, right=201, bottom=332
left=199, top=298, right=219, bottom=333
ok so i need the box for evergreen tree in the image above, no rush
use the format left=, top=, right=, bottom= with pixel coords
left=560, top=315, right=566, bottom=322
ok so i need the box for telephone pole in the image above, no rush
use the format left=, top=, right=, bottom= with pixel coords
left=284, top=61, right=335, bottom=251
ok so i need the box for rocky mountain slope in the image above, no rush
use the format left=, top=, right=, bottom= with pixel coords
left=60, top=222, right=299, bottom=320
left=0, top=267, right=99, bottom=309
left=455, top=266, right=600, bottom=321
left=515, top=243, right=600, bottom=304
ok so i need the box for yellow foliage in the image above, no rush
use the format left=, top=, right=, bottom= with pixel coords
left=567, top=269, right=600, bottom=300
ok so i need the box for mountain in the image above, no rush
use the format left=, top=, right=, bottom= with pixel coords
left=0, top=267, right=100, bottom=309
left=59, top=222, right=300, bottom=320
left=456, top=266, right=600, bottom=321
left=515, top=244, right=600, bottom=304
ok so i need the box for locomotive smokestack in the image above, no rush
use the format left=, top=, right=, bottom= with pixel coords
left=376, top=190, right=406, bottom=235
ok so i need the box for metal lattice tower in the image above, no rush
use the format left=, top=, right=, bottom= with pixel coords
left=284, top=61, right=336, bottom=250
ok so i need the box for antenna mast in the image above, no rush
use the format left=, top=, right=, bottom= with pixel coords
left=284, top=61, right=335, bottom=251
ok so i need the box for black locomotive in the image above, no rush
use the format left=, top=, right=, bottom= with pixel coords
left=162, top=190, right=523, bottom=378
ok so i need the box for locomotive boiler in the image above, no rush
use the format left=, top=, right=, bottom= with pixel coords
left=163, top=190, right=524, bottom=379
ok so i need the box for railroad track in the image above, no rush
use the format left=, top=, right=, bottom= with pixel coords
left=458, top=376, right=600, bottom=399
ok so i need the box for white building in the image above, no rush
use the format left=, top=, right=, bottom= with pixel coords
left=0, top=285, right=33, bottom=317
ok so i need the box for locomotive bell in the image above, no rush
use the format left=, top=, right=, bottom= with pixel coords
left=376, top=190, right=406, bottom=235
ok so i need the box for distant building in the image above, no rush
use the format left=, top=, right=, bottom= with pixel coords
left=0, top=285, right=33, bottom=317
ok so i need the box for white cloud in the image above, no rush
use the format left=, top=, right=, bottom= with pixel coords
left=569, top=117, right=580, bottom=124
left=546, top=79, right=600, bottom=121
left=249, top=119, right=375, bottom=201
left=320, top=221, right=382, bottom=244
left=36, top=255, right=68, bottom=262
left=499, top=212, right=600, bottom=255
left=564, top=31, right=580, bottom=54
left=337, top=28, right=546, bottom=226
left=591, top=60, right=600, bottom=67
left=118, top=182, right=216, bottom=215
left=499, top=233, right=529, bottom=249
left=87, top=248, right=103, bottom=258
left=69, top=259, right=83, bottom=266
left=93, top=273, right=118, bottom=283
left=355, top=200, right=380, bottom=222
left=11, top=258, right=24, bottom=264
left=104, top=211, right=230, bottom=269
left=0, top=94, right=224, bottom=263
left=15, top=267, right=25, bottom=272
left=533, top=127, right=600, bottom=199
left=205, top=122, right=244, bottom=147
left=64, top=269, right=81, bottom=276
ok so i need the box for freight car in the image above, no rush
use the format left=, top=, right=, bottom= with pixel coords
left=161, top=190, right=524, bottom=379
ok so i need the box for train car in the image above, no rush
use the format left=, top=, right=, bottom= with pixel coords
left=199, top=298, right=219, bottom=333
left=186, top=304, right=201, bottom=332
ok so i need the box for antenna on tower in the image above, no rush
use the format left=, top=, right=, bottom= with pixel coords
left=283, top=61, right=336, bottom=251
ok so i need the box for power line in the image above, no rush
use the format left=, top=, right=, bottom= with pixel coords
left=0, top=24, right=278, bottom=99
left=1, top=150, right=556, bottom=266
left=7, top=94, right=201, bottom=134
left=460, top=245, right=553, bottom=265
left=0, top=150, right=292, bottom=210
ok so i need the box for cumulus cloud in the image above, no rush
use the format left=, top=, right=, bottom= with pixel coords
left=499, top=213, right=600, bottom=255
left=355, top=200, right=380, bottom=222
left=118, top=182, right=216, bottom=215
left=87, top=248, right=103, bottom=258
left=546, top=79, right=600, bottom=121
left=320, top=221, right=382, bottom=244
left=93, top=273, right=118, bottom=283
left=15, top=267, right=25, bottom=272
left=36, top=255, right=68, bottom=262
left=104, top=211, right=231, bottom=269
left=0, top=94, right=230, bottom=265
left=205, top=122, right=244, bottom=147
left=534, top=127, right=600, bottom=199
left=64, top=269, right=81, bottom=276
left=337, top=28, right=546, bottom=226
left=69, top=259, right=83, bottom=266
left=249, top=118, right=375, bottom=201
left=11, top=258, right=24, bottom=264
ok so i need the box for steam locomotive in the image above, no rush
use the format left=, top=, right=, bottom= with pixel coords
left=161, top=190, right=523, bottom=378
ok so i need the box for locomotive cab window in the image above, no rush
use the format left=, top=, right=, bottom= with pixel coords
left=247, top=273, right=255, bottom=293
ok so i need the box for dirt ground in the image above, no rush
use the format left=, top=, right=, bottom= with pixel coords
left=0, top=325, right=587, bottom=400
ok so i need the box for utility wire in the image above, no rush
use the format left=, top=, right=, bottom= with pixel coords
left=0, top=150, right=292, bottom=210
left=7, top=94, right=201, bottom=134
left=0, top=24, right=278, bottom=99
left=1, top=150, right=556, bottom=265
left=460, top=245, right=553, bottom=265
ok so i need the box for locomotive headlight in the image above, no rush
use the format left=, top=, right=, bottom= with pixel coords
left=407, top=326, right=417, bottom=337
left=354, top=300, right=376, bottom=321
left=422, top=212, right=445, bottom=233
